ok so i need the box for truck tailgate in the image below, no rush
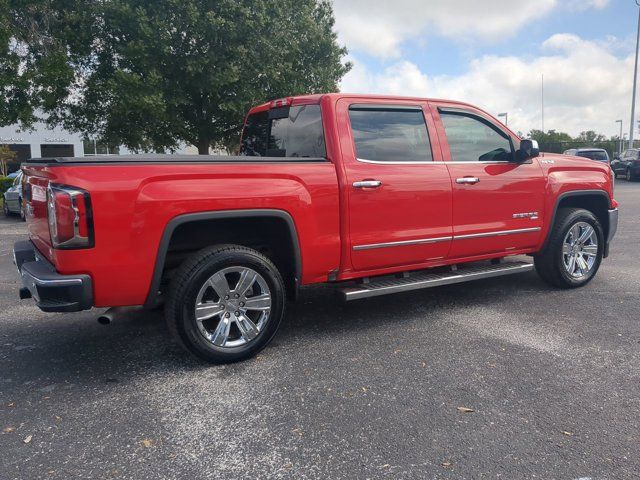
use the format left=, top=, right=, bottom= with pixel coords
left=22, top=166, right=54, bottom=261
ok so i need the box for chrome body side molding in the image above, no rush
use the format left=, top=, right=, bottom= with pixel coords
left=353, top=227, right=541, bottom=251
left=353, top=236, right=452, bottom=251
left=453, top=227, right=541, bottom=241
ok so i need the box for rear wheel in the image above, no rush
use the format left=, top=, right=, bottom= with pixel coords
left=626, top=168, right=637, bottom=181
left=165, top=245, right=286, bottom=363
left=3, top=199, right=9, bottom=217
left=19, top=198, right=25, bottom=221
left=534, top=208, right=603, bottom=289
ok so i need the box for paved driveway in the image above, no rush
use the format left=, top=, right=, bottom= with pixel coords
left=1, top=183, right=639, bottom=479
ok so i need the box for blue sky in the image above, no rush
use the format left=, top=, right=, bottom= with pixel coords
left=334, top=0, right=639, bottom=137
left=398, top=0, right=636, bottom=77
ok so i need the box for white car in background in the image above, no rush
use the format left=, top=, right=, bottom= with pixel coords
left=3, top=171, right=25, bottom=220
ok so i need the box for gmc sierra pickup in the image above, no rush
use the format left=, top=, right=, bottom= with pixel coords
left=13, top=94, right=618, bottom=363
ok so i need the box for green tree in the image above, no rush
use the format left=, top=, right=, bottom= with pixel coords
left=528, top=129, right=575, bottom=154
left=0, top=145, right=17, bottom=176
left=528, top=129, right=574, bottom=144
left=576, top=130, right=607, bottom=143
left=1, top=0, right=350, bottom=153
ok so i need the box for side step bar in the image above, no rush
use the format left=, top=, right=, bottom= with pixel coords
left=340, top=261, right=534, bottom=301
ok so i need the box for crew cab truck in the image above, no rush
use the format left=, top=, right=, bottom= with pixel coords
left=13, top=94, right=618, bottom=363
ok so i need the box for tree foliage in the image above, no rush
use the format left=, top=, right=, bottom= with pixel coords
left=1, top=0, right=351, bottom=153
left=0, top=145, right=17, bottom=176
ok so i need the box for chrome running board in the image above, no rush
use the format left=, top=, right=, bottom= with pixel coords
left=339, top=261, right=534, bottom=301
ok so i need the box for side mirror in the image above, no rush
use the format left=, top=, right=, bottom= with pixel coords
left=516, top=139, right=540, bottom=161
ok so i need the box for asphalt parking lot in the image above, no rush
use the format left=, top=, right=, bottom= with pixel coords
left=1, top=182, right=639, bottom=480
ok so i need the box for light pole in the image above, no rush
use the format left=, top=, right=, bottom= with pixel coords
left=497, top=112, right=508, bottom=126
left=541, top=74, right=545, bottom=133
left=616, top=119, right=623, bottom=154
left=630, top=0, right=640, bottom=148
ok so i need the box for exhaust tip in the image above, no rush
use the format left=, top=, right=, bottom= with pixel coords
left=97, top=315, right=111, bottom=325
left=19, top=287, right=32, bottom=300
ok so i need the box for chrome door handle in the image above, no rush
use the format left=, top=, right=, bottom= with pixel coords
left=456, top=177, right=480, bottom=185
left=353, top=180, right=382, bottom=189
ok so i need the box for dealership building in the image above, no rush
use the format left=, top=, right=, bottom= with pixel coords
left=1, top=121, right=195, bottom=174
left=0, top=122, right=85, bottom=170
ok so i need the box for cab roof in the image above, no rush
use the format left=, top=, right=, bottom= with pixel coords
left=247, top=93, right=483, bottom=115
left=245, top=93, right=520, bottom=141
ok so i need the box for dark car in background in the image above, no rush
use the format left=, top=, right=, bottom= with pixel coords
left=611, top=148, right=640, bottom=181
left=563, top=148, right=610, bottom=163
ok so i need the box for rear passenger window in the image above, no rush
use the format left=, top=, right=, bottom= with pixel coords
left=348, top=106, right=433, bottom=162
left=441, top=111, right=513, bottom=162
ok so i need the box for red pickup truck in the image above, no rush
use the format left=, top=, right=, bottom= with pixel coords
left=13, top=94, right=618, bottom=363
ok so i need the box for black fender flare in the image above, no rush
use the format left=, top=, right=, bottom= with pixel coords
left=541, top=189, right=612, bottom=252
left=144, top=209, right=302, bottom=308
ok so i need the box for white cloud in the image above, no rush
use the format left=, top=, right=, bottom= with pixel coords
left=333, top=0, right=610, bottom=59
left=568, top=0, right=610, bottom=10
left=341, top=34, right=633, bottom=137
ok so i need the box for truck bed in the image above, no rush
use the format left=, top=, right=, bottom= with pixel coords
left=25, top=155, right=327, bottom=165
left=21, top=155, right=341, bottom=307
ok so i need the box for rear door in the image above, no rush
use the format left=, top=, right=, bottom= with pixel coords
left=336, top=98, right=453, bottom=272
left=431, top=103, right=545, bottom=259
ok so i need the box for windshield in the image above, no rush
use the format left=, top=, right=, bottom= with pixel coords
left=577, top=151, right=609, bottom=161
left=240, top=105, right=326, bottom=158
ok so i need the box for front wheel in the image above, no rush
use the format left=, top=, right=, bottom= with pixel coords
left=165, top=245, right=286, bottom=363
left=534, top=208, right=604, bottom=289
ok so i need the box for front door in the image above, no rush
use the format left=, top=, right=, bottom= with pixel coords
left=431, top=103, right=545, bottom=259
left=336, top=98, right=453, bottom=272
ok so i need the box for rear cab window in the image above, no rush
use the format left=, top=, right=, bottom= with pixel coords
left=240, top=105, right=326, bottom=158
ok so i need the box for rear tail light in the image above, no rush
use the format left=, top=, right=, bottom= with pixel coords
left=47, top=184, right=94, bottom=249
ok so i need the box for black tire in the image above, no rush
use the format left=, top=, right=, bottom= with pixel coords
left=165, top=244, right=286, bottom=363
left=2, top=200, right=9, bottom=217
left=626, top=168, right=639, bottom=181
left=534, top=208, right=604, bottom=289
left=19, top=198, right=25, bottom=221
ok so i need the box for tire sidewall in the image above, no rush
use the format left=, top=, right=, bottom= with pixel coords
left=175, top=251, right=285, bottom=363
left=554, top=211, right=604, bottom=287
left=19, top=198, right=26, bottom=221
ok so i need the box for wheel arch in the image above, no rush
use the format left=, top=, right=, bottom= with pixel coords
left=144, top=209, right=302, bottom=308
left=542, top=190, right=611, bottom=252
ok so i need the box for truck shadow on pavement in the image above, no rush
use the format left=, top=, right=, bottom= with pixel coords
left=1, top=270, right=561, bottom=390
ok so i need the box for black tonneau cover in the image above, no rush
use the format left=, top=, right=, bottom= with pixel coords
left=24, top=154, right=327, bottom=165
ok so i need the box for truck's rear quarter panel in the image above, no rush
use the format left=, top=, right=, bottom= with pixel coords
left=24, top=161, right=340, bottom=307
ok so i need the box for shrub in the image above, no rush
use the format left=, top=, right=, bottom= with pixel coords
left=0, top=177, right=14, bottom=195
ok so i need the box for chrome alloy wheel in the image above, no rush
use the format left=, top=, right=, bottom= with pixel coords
left=194, top=266, right=272, bottom=348
left=562, top=222, right=598, bottom=278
